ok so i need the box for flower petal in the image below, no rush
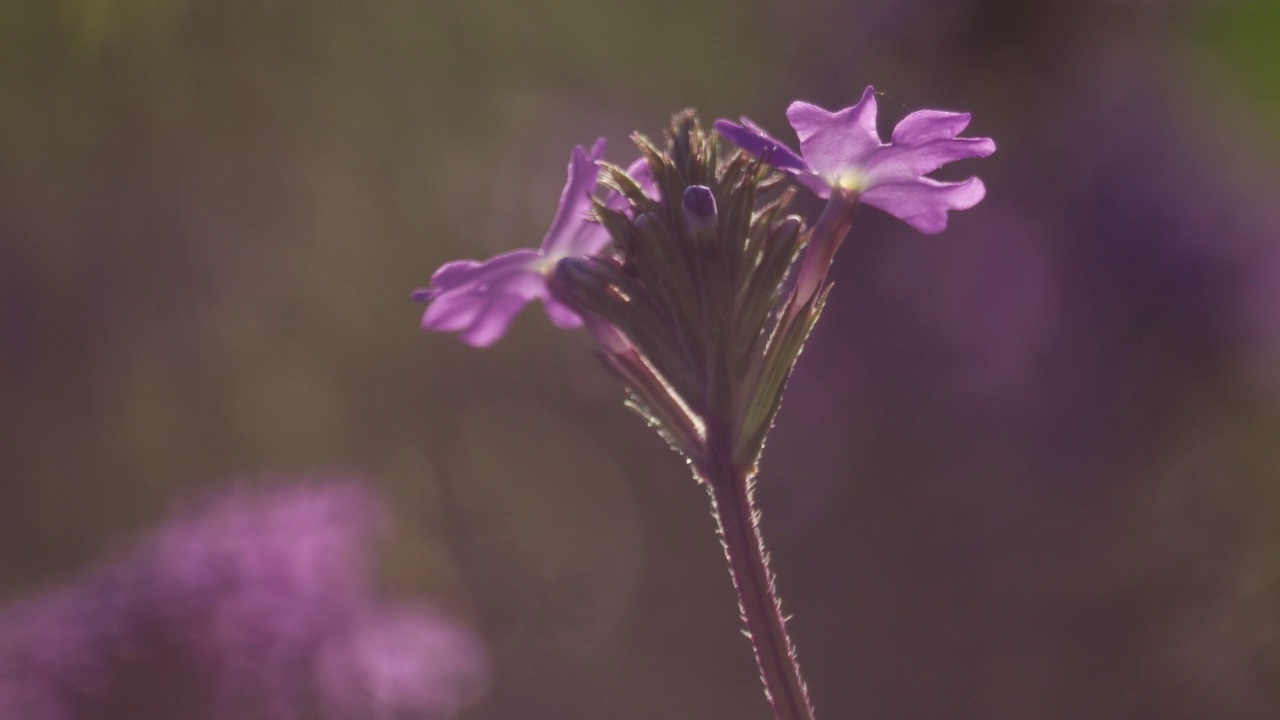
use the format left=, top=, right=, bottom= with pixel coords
left=712, top=117, right=811, bottom=175
left=857, top=110, right=996, bottom=181
left=420, top=292, right=486, bottom=334
left=628, top=156, right=660, bottom=200
left=860, top=176, right=987, bottom=234
left=458, top=292, right=540, bottom=347
left=541, top=140, right=611, bottom=257
left=890, top=109, right=972, bottom=145
left=542, top=296, right=584, bottom=329
left=793, top=173, right=834, bottom=200
left=419, top=249, right=545, bottom=345
left=785, top=86, right=881, bottom=179
left=423, top=250, right=542, bottom=293
left=426, top=268, right=547, bottom=347
left=862, top=136, right=997, bottom=184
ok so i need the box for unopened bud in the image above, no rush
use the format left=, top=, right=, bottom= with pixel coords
left=548, top=256, right=610, bottom=313
left=682, top=185, right=718, bottom=240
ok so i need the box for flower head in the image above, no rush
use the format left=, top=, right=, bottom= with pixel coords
left=0, top=576, right=133, bottom=720
left=415, top=140, right=656, bottom=347
left=715, top=86, right=996, bottom=233
left=140, top=481, right=383, bottom=715
left=546, top=112, right=819, bottom=466
left=0, top=480, right=487, bottom=720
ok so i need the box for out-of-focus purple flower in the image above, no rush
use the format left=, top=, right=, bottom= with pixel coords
left=141, top=482, right=383, bottom=718
left=414, top=139, right=657, bottom=347
left=316, top=604, right=487, bottom=720
left=0, top=479, right=487, bottom=720
left=0, top=575, right=135, bottom=720
left=715, top=86, right=996, bottom=233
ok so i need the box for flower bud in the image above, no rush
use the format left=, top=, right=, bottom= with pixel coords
left=547, top=256, right=613, bottom=321
left=682, top=185, right=718, bottom=240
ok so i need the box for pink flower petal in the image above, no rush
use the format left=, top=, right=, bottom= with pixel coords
left=861, top=176, right=987, bottom=234
left=785, top=86, right=881, bottom=178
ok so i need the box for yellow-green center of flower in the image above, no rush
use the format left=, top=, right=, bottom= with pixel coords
left=534, top=255, right=561, bottom=276
left=834, top=170, right=868, bottom=193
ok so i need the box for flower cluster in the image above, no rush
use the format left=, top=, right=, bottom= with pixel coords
left=0, top=480, right=486, bottom=720
left=411, top=87, right=993, bottom=720
left=415, top=85, right=994, bottom=352
left=413, top=88, right=994, bottom=468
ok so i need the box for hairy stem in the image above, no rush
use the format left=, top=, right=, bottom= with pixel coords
left=699, top=420, right=815, bottom=720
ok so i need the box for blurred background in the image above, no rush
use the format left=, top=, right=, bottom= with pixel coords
left=2, top=0, right=1279, bottom=717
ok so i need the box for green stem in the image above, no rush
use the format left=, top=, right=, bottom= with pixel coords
left=700, top=420, right=815, bottom=720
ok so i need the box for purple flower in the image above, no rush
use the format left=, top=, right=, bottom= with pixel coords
left=0, top=480, right=487, bottom=720
left=714, top=86, right=996, bottom=233
left=0, top=577, right=133, bottom=720
left=415, top=139, right=656, bottom=347
left=316, top=604, right=487, bottom=719
left=141, top=482, right=383, bottom=717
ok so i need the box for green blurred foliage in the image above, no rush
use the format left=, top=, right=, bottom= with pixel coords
left=1190, top=0, right=1280, bottom=133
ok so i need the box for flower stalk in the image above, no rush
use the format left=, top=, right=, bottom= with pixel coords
left=547, top=113, right=824, bottom=719
left=700, top=418, right=815, bottom=720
